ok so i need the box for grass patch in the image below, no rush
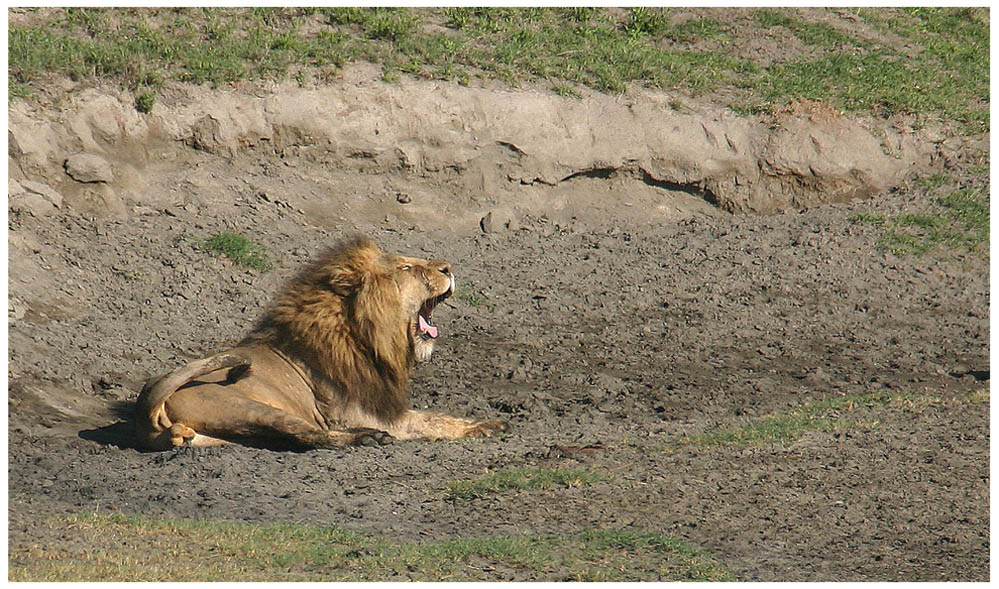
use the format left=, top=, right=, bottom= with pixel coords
left=848, top=212, right=886, bottom=226
left=454, top=285, right=487, bottom=307
left=8, top=8, right=987, bottom=130
left=0, top=8, right=742, bottom=101
left=8, top=7, right=355, bottom=92
left=670, top=18, right=728, bottom=43
left=915, top=172, right=951, bottom=191
left=754, top=9, right=869, bottom=50
left=966, top=389, right=989, bottom=404
left=552, top=83, right=581, bottom=98
left=624, top=7, right=671, bottom=38
left=198, top=232, right=272, bottom=272
left=398, top=7, right=755, bottom=95
left=328, top=6, right=419, bottom=41
left=852, top=178, right=989, bottom=258
left=9, top=513, right=731, bottom=581
left=676, top=390, right=949, bottom=448
left=770, top=7, right=988, bottom=132
left=748, top=8, right=988, bottom=131
left=135, top=90, right=156, bottom=113
left=446, top=467, right=610, bottom=500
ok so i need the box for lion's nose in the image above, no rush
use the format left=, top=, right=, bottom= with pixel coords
left=438, top=264, right=455, bottom=293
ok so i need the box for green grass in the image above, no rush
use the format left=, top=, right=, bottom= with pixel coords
left=623, top=7, right=671, bottom=38
left=675, top=390, right=967, bottom=449
left=915, top=172, right=951, bottom=191
left=198, top=232, right=272, bottom=272
left=754, top=9, right=870, bottom=50
left=671, top=18, right=728, bottom=43
left=447, top=467, right=610, bottom=500
left=851, top=175, right=989, bottom=257
left=135, top=90, right=155, bottom=113
left=454, top=285, right=487, bottom=307
left=327, top=6, right=419, bottom=41
left=9, top=7, right=355, bottom=94
left=8, top=513, right=732, bottom=581
left=552, top=83, right=581, bottom=98
left=392, top=8, right=754, bottom=95
left=8, top=8, right=987, bottom=130
left=749, top=8, right=988, bottom=130
left=848, top=212, right=886, bottom=226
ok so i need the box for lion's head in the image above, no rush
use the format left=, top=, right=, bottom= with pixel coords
left=391, top=250, right=455, bottom=363
left=241, top=236, right=453, bottom=422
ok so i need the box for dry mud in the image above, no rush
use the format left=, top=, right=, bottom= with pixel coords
left=7, top=69, right=990, bottom=581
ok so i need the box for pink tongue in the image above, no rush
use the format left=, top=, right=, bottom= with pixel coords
left=419, top=315, right=438, bottom=338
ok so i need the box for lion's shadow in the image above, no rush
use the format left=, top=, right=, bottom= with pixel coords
left=78, top=400, right=143, bottom=450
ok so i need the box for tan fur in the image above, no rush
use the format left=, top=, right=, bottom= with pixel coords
left=134, top=236, right=507, bottom=451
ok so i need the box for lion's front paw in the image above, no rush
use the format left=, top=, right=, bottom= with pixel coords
left=345, top=428, right=394, bottom=446
left=465, top=420, right=509, bottom=438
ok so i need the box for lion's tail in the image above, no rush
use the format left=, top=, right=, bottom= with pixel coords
left=134, top=352, right=251, bottom=445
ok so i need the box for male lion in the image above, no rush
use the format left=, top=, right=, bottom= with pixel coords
left=135, top=236, right=507, bottom=450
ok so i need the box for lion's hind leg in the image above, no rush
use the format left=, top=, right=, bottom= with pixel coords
left=166, top=386, right=391, bottom=450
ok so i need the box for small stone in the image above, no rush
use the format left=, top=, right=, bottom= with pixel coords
left=8, top=298, right=28, bottom=322
left=9, top=180, right=64, bottom=217
left=65, top=153, right=115, bottom=183
left=20, top=180, right=64, bottom=208
left=480, top=211, right=497, bottom=233
left=132, top=205, right=158, bottom=216
left=396, top=192, right=412, bottom=204
left=9, top=193, right=58, bottom=217
left=480, top=210, right=517, bottom=233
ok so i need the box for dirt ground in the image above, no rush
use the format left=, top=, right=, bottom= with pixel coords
left=7, top=65, right=990, bottom=580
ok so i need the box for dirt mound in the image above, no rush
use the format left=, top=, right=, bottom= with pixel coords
left=7, top=70, right=988, bottom=581
left=10, top=65, right=938, bottom=231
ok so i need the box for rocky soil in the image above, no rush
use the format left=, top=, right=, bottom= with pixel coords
left=7, top=65, right=989, bottom=581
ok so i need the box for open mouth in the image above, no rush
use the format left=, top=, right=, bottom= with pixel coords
left=417, top=290, right=451, bottom=340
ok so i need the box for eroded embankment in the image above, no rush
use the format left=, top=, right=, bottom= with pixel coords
left=10, top=65, right=941, bottom=232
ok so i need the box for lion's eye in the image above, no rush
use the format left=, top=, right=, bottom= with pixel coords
left=400, top=265, right=411, bottom=271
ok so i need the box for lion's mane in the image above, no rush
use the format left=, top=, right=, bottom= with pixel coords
left=240, top=236, right=413, bottom=423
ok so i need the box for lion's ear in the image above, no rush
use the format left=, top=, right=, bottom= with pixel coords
left=323, top=237, right=385, bottom=296
left=326, top=266, right=363, bottom=297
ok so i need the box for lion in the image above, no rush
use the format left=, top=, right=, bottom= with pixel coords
left=134, top=236, right=508, bottom=450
